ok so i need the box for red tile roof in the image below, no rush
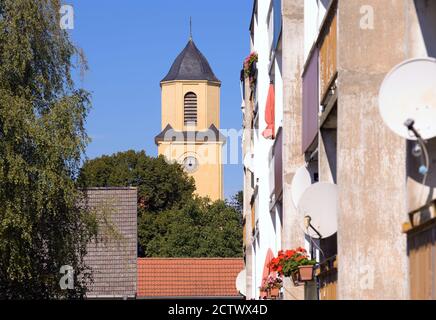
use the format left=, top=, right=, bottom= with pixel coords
left=137, top=258, right=244, bottom=298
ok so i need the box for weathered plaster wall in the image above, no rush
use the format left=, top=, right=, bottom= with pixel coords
left=281, top=0, right=305, bottom=300
left=336, top=0, right=409, bottom=300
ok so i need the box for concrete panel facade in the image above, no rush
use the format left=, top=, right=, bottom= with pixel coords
left=336, top=0, right=409, bottom=300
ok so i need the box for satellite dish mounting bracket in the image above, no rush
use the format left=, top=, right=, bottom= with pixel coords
left=304, top=215, right=323, bottom=240
left=404, top=118, right=431, bottom=178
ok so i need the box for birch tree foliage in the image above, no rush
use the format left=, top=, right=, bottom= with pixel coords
left=0, top=0, right=94, bottom=298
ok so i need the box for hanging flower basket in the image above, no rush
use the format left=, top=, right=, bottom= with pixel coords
left=290, top=266, right=314, bottom=286
left=298, top=265, right=314, bottom=281
left=268, top=247, right=317, bottom=287
left=291, top=271, right=304, bottom=286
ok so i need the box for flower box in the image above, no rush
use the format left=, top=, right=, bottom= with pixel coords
left=291, top=271, right=304, bottom=287
left=260, top=274, right=282, bottom=299
left=298, top=265, right=314, bottom=281
left=260, top=290, right=268, bottom=300
left=269, top=287, right=280, bottom=298
left=290, top=266, right=314, bottom=286
left=268, top=247, right=316, bottom=287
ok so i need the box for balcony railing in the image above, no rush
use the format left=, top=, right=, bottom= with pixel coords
left=406, top=200, right=436, bottom=300
left=316, top=255, right=338, bottom=300
left=301, top=0, right=338, bottom=153
left=319, top=0, right=338, bottom=104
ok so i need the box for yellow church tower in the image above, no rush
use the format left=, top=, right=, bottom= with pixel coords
left=155, top=38, right=225, bottom=200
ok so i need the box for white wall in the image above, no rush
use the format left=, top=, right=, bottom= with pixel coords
left=304, top=0, right=331, bottom=60
left=250, top=0, right=280, bottom=299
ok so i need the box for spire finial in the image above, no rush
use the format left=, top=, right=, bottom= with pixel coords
left=189, top=17, right=192, bottom=40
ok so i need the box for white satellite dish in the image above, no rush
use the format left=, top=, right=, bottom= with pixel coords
left=235, top=269, right=246, bottom=296
left=243, top=153, right=254, bottom=172
left=291, top=166, right=312, bottom=207
left=379, top=57, right=436, bottom=140
left=298, top=182, right=338, bottom=239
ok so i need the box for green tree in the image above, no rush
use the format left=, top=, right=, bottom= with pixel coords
left=79, top=150, right=196, bottom=212
left=138, top=198, right=243, bottom=258
left=0, top=0, right=95, bottom=298
left=80, top=151, right=243, bottom=258
left=230, top=191, right=243, bottom=215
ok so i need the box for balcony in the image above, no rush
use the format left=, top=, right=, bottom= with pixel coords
left=301, top=0, right=338, bottom=154
left=319, top=6, right=337, bottom=105
left=316, top=255, right=338, bottom=300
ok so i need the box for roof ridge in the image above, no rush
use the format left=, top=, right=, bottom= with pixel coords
left=190, top=40, right=207, bottom=75
left=174, top=41, right=190, bottom=81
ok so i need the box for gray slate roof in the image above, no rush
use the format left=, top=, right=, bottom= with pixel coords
left=161, top=39, right=220, bottom=83
left=83, top=188, right=137, bottom=299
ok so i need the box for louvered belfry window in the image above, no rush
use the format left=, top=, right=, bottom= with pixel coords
left=184, top=92, right=197, bottom=125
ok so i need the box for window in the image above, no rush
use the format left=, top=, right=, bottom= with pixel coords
left=184, top=92, right=197, bottom=125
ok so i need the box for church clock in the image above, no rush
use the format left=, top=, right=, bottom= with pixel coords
left=183, top=156, right=199, bottom=173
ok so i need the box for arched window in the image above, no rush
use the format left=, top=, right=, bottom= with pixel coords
left=184, top=92, right=197, bottom=125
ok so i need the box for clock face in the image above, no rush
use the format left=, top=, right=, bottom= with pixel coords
left=183, top=156, right=199, bottom=173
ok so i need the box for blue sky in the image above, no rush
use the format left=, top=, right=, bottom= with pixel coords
left=70, top=0, right=253, bottom=199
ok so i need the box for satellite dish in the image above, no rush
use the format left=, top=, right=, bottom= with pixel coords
left=298, top=182, right=338, bottom=239
left=243, top=153, right=254, bottom=172
left=291, top=166, right=312, bottom=207
left=379, top=57, right=436, bottom=140
left=235, top=269, right=246, bottom=296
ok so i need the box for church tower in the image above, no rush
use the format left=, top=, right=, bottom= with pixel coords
left=155, top=39, right=225, bottom=200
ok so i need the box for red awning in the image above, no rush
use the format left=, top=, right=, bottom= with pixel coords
left=262, top=84, right=275, bottom=139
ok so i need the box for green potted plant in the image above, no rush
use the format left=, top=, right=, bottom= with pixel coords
left=266, top=274, right=282, bottom=298
left=268, top=247, right=316, bottom=286
left=243, top=52, right=258, bottom=89
left=259, top=274, right=282, bottom=299
left=259, top=281, right=269, bottom=300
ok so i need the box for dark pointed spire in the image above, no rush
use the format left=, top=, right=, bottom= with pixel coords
left=161, top=39, right=220, bottom=83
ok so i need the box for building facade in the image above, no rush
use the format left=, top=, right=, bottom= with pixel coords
left=242, top=0, right=436, bottom=300
left=156, top=39, right=225, bottom=201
